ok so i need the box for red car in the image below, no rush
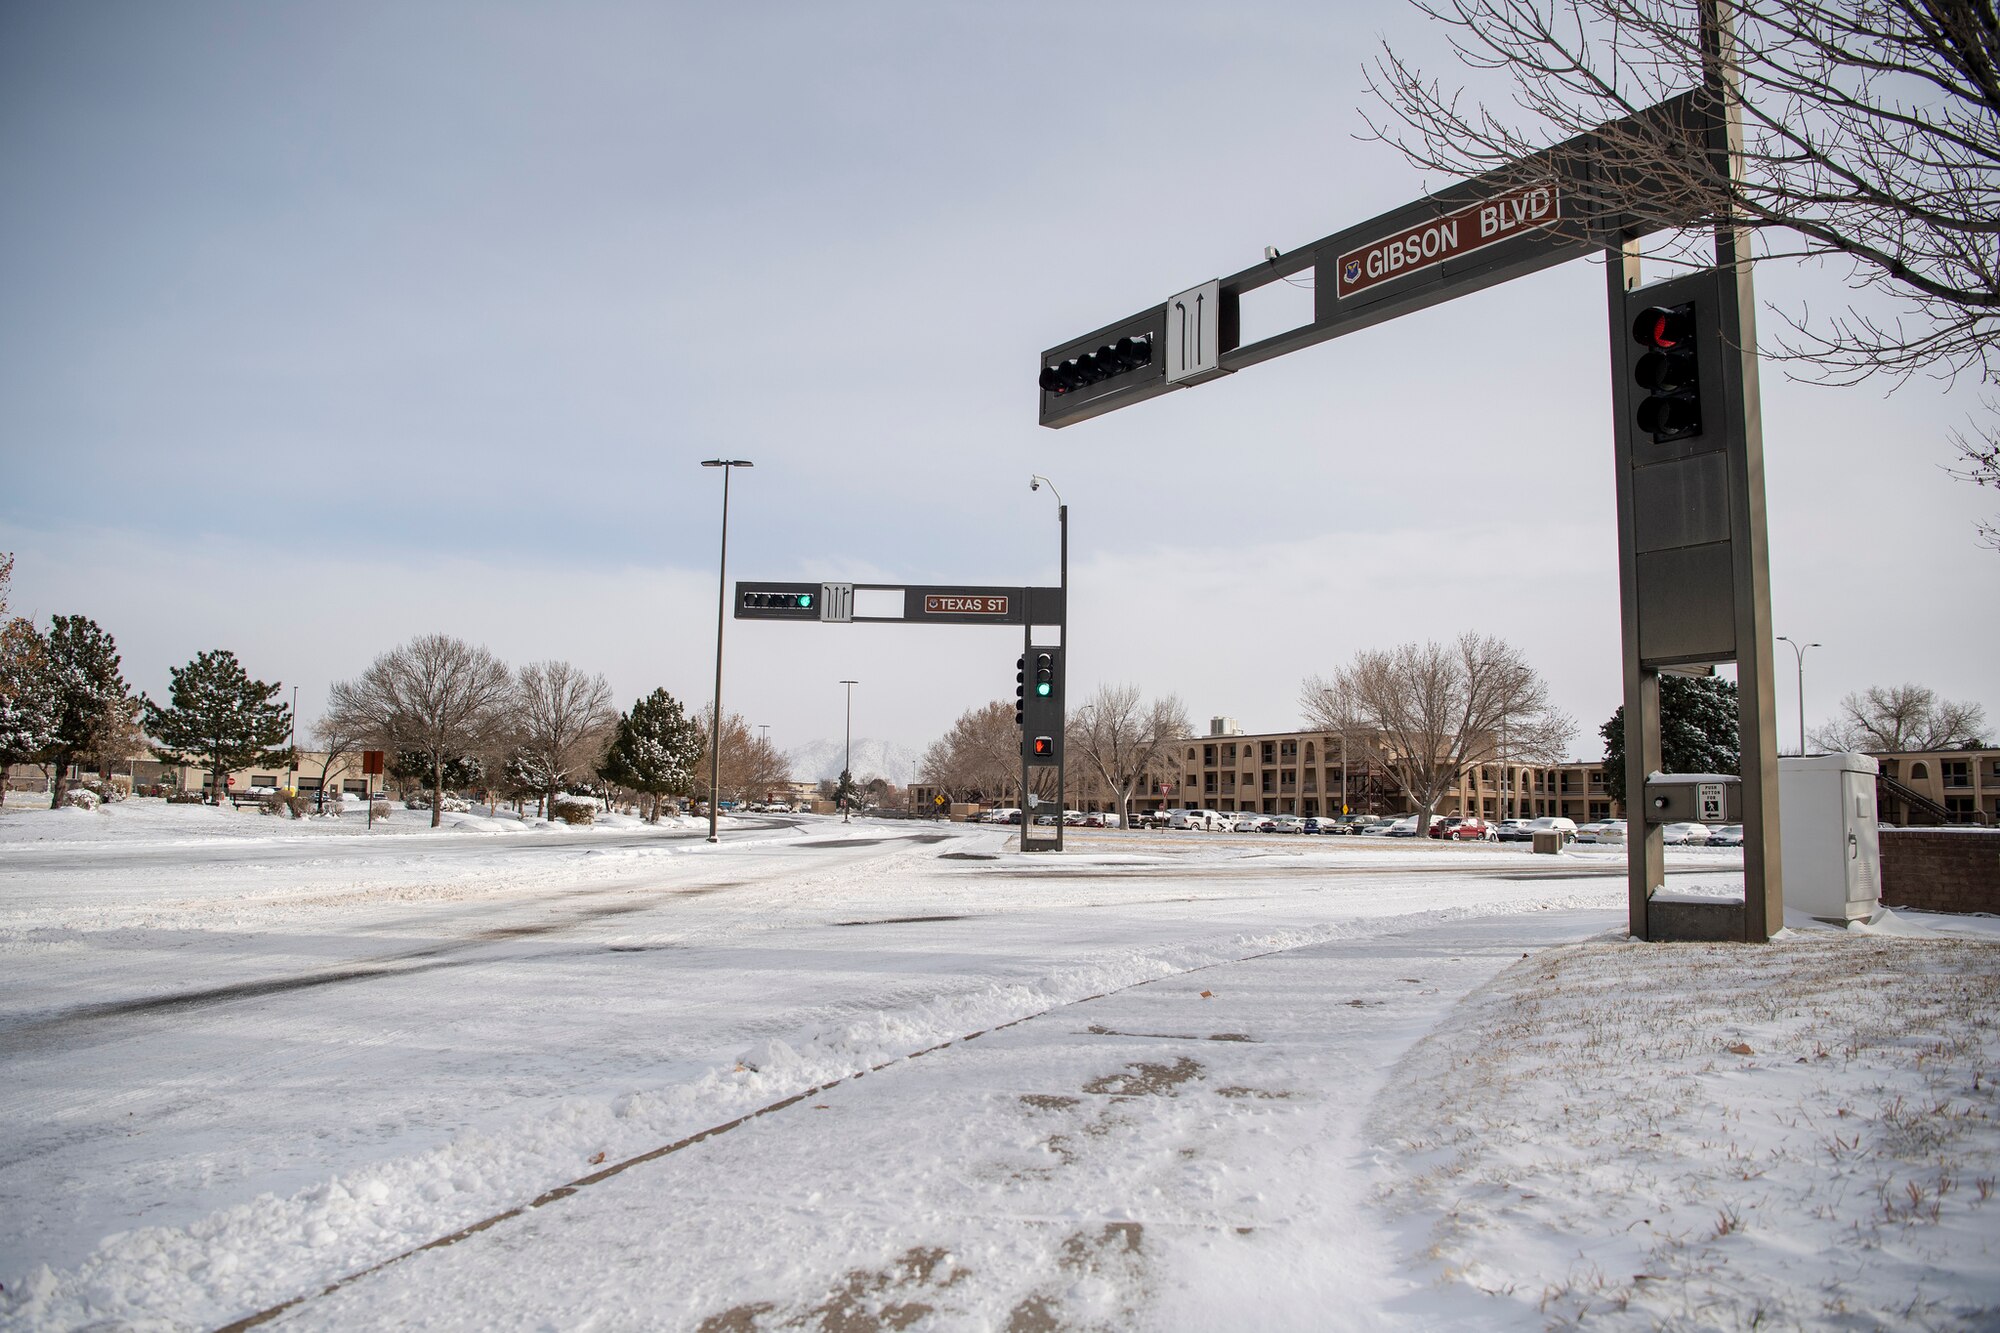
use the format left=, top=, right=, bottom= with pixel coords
left=1429, top=816, right=1495, bottom=841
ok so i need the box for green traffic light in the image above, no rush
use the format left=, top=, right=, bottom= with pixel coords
left=799, top=594, right=813, bottom=608
left=1035, top=683, right=1052, bottom=696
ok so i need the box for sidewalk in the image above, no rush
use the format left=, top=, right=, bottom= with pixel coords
left=268, top=910, right=1615, bottom=1331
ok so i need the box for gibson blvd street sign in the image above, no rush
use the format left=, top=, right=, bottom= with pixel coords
left=1335, top=181, right=1560, bottom=300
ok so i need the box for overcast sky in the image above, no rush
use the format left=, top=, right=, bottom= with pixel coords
left=3, top=1, right=1993, bottom=766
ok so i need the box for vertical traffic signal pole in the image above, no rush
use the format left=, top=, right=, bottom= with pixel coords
left=1705, top=0, right=1783, bottom=941
left=1056, top=498, right=1067, bottom=851
left=1020, top=606, right=1032, bottom=853
left=1609, top=241, right=1667, bottom=941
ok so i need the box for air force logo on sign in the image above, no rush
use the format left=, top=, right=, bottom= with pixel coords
left=1342, top=258, right=1362, bottom=286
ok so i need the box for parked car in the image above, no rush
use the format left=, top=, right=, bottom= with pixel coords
left=1267, top=814, right=1305, bottom=834
left=1493, top=818, right=1535, bottom=842
left=1708, top=823, right=1744, bottom=846
left=1384, top=816, right=1422, bottom=837
left=1525, top=816, right=1580, bottom=844
left=1443, top=817, right=1496, bottom=841
left=1229, top=812, right=1264, bottom=833
left=1427, top=815, right=1472, bottom=839
left=1573, top=819, right=1627, bottom=844
left=1660, top=821, right=1712, bottom=845
left=1168, top=808, right=1230, bottom=831
left=1301, top=817, right=1329, bottom=834
left=1357, top=818, right=1398, bottom=836
left=982, top=808, right=1022, bottom=825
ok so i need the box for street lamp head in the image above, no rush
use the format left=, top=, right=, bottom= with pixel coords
left=1029, top=478, right=1039, bottom=491
left=701, top=459, right=754, bottom=468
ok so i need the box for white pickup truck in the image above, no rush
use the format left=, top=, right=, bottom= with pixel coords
left=1166, top=808, right=1231, bottom=831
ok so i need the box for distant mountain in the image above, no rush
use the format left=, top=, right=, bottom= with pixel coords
left=785, top=737, right=921, bottom=786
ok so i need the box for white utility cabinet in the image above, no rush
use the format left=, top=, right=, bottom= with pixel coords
left=1778, top=753, right=1881, bottom=923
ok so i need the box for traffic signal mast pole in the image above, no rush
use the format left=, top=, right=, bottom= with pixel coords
left=1039, top=4, right=1781, bottom=937
left=734, top=580, right=1067, bottom=851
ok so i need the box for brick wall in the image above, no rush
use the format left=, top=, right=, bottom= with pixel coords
left=1879, top=829, right=2000, bottom=914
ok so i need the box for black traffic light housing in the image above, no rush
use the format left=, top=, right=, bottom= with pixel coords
left=1022, top=646, right=1062, bottom=765
left=1039, top=334, right=1152, bottom=397
left=1631, top=303, right=1702, bottom=444
left=1014, top=655, right=1026, bottom=726
left=735, top=582, right=819, bottom=618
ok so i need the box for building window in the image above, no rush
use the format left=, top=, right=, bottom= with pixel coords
left=1261, top=742, right=1276, bottom=764
left=1944, top=795, right=1976, bottom=824
left=1941, top=760, right=1971, bottom=789
left=1910, top=761, right=1930, bottom=781
left=1203, top=744, right=1216, bottom=767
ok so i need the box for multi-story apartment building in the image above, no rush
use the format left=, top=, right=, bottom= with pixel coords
left=1118, top=720, right=1621, bottom=823
left=1870, top=747, right=2000, bottom=825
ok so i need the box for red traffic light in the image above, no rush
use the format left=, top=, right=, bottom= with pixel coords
left=1031, top=736, right=1053, bottom=757
left=1632, top=305, right=1693, bottom=351
left=1630, top=301, right=1702, bottom=443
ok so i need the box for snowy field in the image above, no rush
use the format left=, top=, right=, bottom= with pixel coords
left=0, top=801, right=1994, bottom=1330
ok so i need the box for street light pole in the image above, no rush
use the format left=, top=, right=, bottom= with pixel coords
left=1030, top=476, right=1067, bottom=849
left=1774, top=636, right=1821, bottom=756
left=702, top=459, right=754, bottom=843
left=289, top=685, right=298, bottom=797
left=839, top=680, right=858, bottom=823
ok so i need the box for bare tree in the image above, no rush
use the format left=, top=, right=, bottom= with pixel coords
left=1367, top=0, right=2000, bottom=467
left=326, top=634, right=513, bottom=828
left=310, top=706, right=369, bottom=811
left=917, top=701, right=1021, bottom=805
left=1301, top=634, right=1573, bottom=835
left=509, top=660, right=615, bottom=817
left=1948, top=407, right=2000, bottom=549
left=692, top=707, right=791, bottom=807
left=1067, top=684, right=1191, bottom=830
left=1811, top=683, right=1987, bottom=751
left=83, top=694, right=144, bottom=797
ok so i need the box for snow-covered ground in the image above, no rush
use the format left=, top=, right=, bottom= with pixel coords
left=0, top=801, right=1993, bottom=1330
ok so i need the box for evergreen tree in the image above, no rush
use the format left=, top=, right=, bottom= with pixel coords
left=141, top=650, right=294, bottom=805
left=0, top=617, right=58, bottom=803
left=598, top=688, right=704, bottom=822
left=43, top=615, right=132, bottom=808
left=1600, top=676, right=1740, bottom=806
left=834, top=769, right=859, bottom=815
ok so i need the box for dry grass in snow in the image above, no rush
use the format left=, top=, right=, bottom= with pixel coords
left=1372, top=925, right=2000, bottom=1331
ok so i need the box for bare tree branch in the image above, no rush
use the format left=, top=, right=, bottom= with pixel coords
left=1367, top=0, right=2000, bottom=437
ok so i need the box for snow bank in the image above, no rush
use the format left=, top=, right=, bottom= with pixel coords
left=1369, top=924, right=2000, bottom=1328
